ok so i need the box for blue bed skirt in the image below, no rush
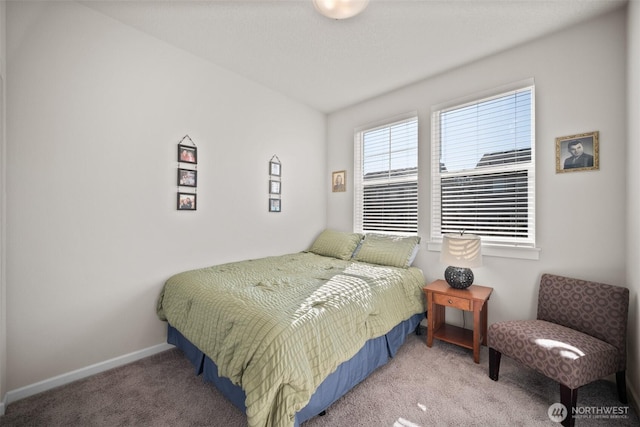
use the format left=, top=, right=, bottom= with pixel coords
left=167, top=312, right=424, bottom=426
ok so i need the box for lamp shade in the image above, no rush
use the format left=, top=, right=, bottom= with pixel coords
left=312, top=0, right=370, bottom=20
left=440, top=234, right=482, bottom=268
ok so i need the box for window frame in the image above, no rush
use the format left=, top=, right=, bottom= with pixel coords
left=353, top=112, right=419, bottom=236
left=429, top=79, right=540, bottom=260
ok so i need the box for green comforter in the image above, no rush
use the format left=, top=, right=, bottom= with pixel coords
left=157, top=252, right=425, bottom=427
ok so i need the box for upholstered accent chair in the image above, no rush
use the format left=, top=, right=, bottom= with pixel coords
left=487, top=274, right=629, bottom=427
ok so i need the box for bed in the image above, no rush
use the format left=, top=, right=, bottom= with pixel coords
left=157, top=230, right=425, bottom=427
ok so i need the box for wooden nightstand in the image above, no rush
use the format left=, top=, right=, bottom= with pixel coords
left=423, top=279, right=493, bottom=363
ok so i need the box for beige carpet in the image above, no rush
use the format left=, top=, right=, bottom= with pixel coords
left=1, top=331, right=637, bottom=426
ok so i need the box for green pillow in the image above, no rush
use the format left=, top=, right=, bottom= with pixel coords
left=354, top=233, right=421, bottom=268
left=308, top=229, right=364, bottom=260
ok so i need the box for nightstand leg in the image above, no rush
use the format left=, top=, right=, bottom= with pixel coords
left=481, top=301, right=489, bottom=346
left=473, top=301, right=481, bottom=363
left=427, top=292, right=434, bottom=347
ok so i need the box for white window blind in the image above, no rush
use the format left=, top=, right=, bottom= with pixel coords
left=354, top=115, right=418, bottom=234
left=431, top=83, right=535, bottom=247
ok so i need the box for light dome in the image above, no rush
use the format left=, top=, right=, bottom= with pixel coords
left=312, top=0, right=370, bottom=20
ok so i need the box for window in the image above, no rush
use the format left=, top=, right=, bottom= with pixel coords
left=354, top=114, right=418, bottom=234
left=431, top=81, right=535, bottom=249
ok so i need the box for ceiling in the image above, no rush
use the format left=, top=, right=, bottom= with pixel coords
left=80, top=0, right=627, bottom=113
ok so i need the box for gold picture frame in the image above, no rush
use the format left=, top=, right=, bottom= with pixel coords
left=555, top=131, right=599, bottom=173
left=332, top=170, right=346, bottom=192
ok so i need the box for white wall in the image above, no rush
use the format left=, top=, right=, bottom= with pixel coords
left=5, top=1, right=326, bottom=392
left=328, top=2, right=632, bottom=381
left=4, top=0, right=637, bottom=413
left=0, top=0, right=6, bottom=411
left=626, top=0, right=640, bottom=411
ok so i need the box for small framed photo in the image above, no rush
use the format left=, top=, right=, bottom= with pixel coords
left=269, top=180, right=281, bottom=194
left=269, top=198, right=281, bottom=212
left=332, top=170, right=346, bottom=192
left=556, top=131, right=599, bottom=173
left=178, top=168, right=197, bottom=187
left=177, top=192, right=197, bottom=210
left=269, top=160, right=281, bottom=177
left=178, top=144, right=197, bottom=164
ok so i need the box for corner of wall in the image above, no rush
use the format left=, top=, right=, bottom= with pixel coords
left=627, top=0, right=640, bottom=418
left=0, top=0, right=7, bottom=414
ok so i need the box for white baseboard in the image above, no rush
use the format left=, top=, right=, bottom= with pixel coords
left=1, top=342, right=174, bottom=411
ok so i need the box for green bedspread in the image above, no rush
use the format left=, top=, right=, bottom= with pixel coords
left=157, top=252, right=425, bottom=427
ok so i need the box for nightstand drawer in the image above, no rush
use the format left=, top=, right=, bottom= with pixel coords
left=433, top=293, right=471, bottom=311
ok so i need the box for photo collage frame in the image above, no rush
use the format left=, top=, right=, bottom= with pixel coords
left=177, top=135, right=197, bottom=210
left=269, top=155, right=281, bottom=212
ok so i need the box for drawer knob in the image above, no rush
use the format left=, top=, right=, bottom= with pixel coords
left=448, top=299, right=453, bottom=304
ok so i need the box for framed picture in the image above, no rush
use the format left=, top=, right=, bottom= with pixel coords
left=269, top=160, right=281, bottom=177
left=177, top=192, right=197, bottom=210
left=269, top=198, right=281, bottom=212
left=556, top=131, right=599, bottom=173
left=269, top=180, right=281, bottom=194
left=332, top=170, right=346, bottom=192
left=178, top=144, right=197, bottom=164
left=178, top=168, right=197, bottom=187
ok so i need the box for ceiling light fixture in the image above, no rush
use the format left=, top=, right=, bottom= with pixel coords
left=312, top=0, right=370, bottom=20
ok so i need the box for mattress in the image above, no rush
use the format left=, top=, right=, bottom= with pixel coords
left=157, top=251, right=425, bottom=427
left=167, top=312, right=423, bottom=426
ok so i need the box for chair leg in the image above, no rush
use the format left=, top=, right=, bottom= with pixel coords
left=489, top=348, right=501, bottom=381
left=616, top=371, right=628, bottom=404
left=560, top=384, right=577, bottom=427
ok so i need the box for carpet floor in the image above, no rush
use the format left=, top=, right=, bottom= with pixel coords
left=1, top=330, right=637, bottom=426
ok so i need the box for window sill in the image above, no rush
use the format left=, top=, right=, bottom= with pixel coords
left=427, top=241, right=540, bottom=261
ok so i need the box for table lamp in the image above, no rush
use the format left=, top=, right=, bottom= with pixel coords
left=440, top=233, right=482, bottom=289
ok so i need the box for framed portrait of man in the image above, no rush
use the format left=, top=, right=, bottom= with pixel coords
left=555, top=131, right=599, bottom=173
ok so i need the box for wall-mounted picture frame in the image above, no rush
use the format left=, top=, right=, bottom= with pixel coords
left=178, top=168, right=197, bottom=187
left=269, top=160, right=281, bottom=177
left=269, top=198, right=281, bottom=212
left=556, top=131, right=599, bottom=173
left=177, top=192, right=197, bottom=210
left=178, top=144, right=197, bottom=164
left=269, top=180, right=281, bottom=194
left=332, top=170, right=346, bottom=192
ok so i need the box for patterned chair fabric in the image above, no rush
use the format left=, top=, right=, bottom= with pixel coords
left=536, top=274, right=628, bottom=371
left=487, top=273, right=629, bottom=427
left=488, top=319, right=618, bottom=389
